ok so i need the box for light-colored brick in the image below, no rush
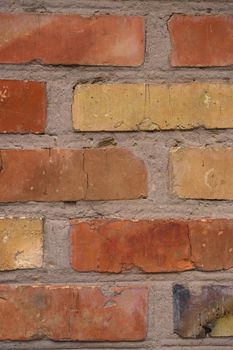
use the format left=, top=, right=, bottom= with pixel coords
left=0, top=218, right=43, bottom=270
left=72, top=83, right=233, bottom=131
left=170, top=147, right=233, bottom=200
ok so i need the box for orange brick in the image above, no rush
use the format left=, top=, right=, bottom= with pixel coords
left=0, top=13, right=144, bottom=66
left=169, top=15, right=233, bottom=66
left=0, top=148, right=147, bottom=202
left=0, top=80, right=46, bottom=133
left=71, top=219, right=233, bottom=273
left=71, top=219, right=193, bottom=272
left=189, top=219, right=233, bottom=271
left=0, top=285, right=148, bottom=341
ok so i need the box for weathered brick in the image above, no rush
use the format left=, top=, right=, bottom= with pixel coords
left=0, top=80, right=46, bottom=133
left=73, top=83, right=233, bottom=130
left=71, top=219, right=233, bottom=272
left=169, top=15, right=233, bottom=67
left=0, top=285, right=148, bottom=341
left=71, top=219, right=193, bottom=272
left=0, top=13, right=144, bottom=66
left=174, top=284, right=233, bottom=337
left=0, top=148, right=147, bottom=202
left=170, top=147, right=233, bottom=200
left=189, top=219, right=233, bottom=271
left=84, top=148, right=147, bottom=200
left=0, top=217, right=43, bottom=270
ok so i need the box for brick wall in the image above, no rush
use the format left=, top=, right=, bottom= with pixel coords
left=1, top=0, right=233, bottom=349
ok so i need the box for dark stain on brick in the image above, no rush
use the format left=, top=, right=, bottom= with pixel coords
left=173, top=284, right=233, bottom=338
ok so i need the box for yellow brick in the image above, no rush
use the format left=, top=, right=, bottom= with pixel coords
left=170, top=148, right=233, bottom=200
left=211, top=314, right=233, bottom=336
left=0, top=218, right=43, bottom=270
left=72, top=83, right=233, bottom=131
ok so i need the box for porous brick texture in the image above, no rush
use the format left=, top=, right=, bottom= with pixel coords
left=1, top=1, right=233, bottom=350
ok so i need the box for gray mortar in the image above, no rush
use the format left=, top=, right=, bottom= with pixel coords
left=0, top=0, right=233, bottom=349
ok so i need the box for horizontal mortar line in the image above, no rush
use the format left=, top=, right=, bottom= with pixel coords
left=2, top=273, right=233, bottom=283
left=3, top=209, right=233, bottom=219
left=2, top=66, right=233, bottom=76
left=0, top=343, right=151, bottom=350
left=162, top=339, right=233, bottom=346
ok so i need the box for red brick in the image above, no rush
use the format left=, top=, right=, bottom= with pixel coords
left=71, top=219, right=193, bottom=272
left=189, top=219, right=233, bottom=271
left=71, top=219, right=233, bottom=273
left=84, top=148, right=147, bottom=200
left=0, top=285, right=148, bottom=341
left=0, top=80, right=46, bottom=133
left=169, top=15, right=233, bottom=66
left=0, top=148, right=147, bottom=202
left=0, top=13, right=144, bottom=66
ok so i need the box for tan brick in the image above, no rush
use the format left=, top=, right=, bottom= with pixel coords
left=0, top=218, right=43, bottom=270
left=170, top=147, right=233, bottom=200
left=72, top=83, right=233, bottom=131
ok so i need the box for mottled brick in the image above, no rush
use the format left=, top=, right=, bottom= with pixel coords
left=174, top=284, right=233, bottom=337
left=0, top=285, right=148, bottom=341
left=0, top=217, right=43, bottom=270
left=169, top=15, right=233, bottom=66
left=71, top=219, right=233, bottom=273
left=73, top=83, right=233, bottom=131
left=189, top=219, right=233, bottom=271
left=0, top=13, right=144, bottom=66
left=71, top=219, right=193, bottom=272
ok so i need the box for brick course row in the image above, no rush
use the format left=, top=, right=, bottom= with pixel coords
left=1, top=5, right=233, bottom=347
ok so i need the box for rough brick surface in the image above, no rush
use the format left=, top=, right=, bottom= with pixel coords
left=0, top=13, right=144, bottom=66
left=1, top=1, right=233, bottom=349
left=84, top=148, right=147, bottom=200
left=0, top=148, right=147, bottom=202
left=0, top=285, right=148, bottom=341
left=173, top=284, right=233, bottom=338
left=0, top=80, right=46, bottom=133
left=71, top=219, right=193, bottom=272
left=73, top=83, right=233, bottom=131
left=0, top=217, right=43, bottom=270
left=71, top=219, right=233, bottom=272
left=169, top=15, right=233, bottom=67
left=189, top=219, right=233, bottom=271
left=170, top=147, right=233, bottom=200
